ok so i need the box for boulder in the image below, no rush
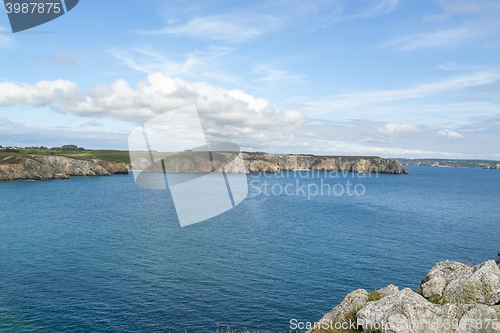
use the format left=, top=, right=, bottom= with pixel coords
left=307, top=285, right=400, bottom=333
left=380, top=284, right=400, bottom=298
left=443, top=260, right=500, bottom=305
left=421, top=261, right=470, bottom=299
left=357, top=288, right=500, bottom=333
left=306, top=289, right=368, bottom=333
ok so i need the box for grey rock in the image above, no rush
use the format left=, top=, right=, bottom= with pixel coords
left=379, top=284, right=400, bottom=297
left=443, top=260, right=500, bottom=306
left=357, top=288, right=448, bottom=333
left=305, top=289, right=368, bottom=333
left=421, top=261, right=470, bottom=299
left=357, top=288, right=500, bottom=333
left=242, top=153, right=408, bottom=174
left=0, top=155, right=129, bottom=181
left=306, top=285, right=400, bottom=333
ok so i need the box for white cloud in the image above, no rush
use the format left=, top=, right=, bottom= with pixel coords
left=349, top=0, right=400, bottom=19
left=378, top=123, right=422, bottom=136
left=438, top=129, right=463, bottom=139
left=136, top=15, right=277, bottom=43
left=437, top=61, right=481, bottom=70
left=254, top=64, right=306, bottom=82
left=0, top=74, right=309, bottom=148
left=317, top=70, right=500, bottom=111
left=108, top=46, right=232, bottom=77
left=386, top=1, right=500, bottom=51
left=384, top=28, right=473, bottom=50
left=0, top=117, right=13, bottom=125
left=0, top=80, right=80, bottom=106
left=0, top=26, right=13, bottom=48
left=426, top=0, right=500, bottom=21
left=2, top=74, right=498, bottom=158
left=80, top=120, right=103, bottom=127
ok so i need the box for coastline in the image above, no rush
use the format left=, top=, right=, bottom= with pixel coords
left=0, top=152, right=409, bottom=181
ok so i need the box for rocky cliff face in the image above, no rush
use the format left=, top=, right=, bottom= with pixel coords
left=308, top=259, right=500, bottom=333
left=132, top=152, right=408, bottom=175
left=243, top=153, right=408, bottom=174
left=0, top=155, right=128, bottom=181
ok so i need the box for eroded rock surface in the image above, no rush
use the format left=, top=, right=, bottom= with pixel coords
left=421, top=260, right=470, bottom=299
left=0, top=155, right=128, bottom=180
left=443, top=261, right=500, bottom=306
left=310, top=260, right=500, bottom=333
left=357, top=288, right=500, bottom=333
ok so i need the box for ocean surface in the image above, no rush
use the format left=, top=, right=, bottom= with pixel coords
left=0, top=166, right=499, bottom=332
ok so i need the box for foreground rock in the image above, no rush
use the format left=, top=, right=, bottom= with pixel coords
left=309, top=259, right=500, bottom=333
left=0, top=155, right=128, bottom=181
left=357, top=288, right=500, bottom=333
left=420, top=260, right=470, bottom=299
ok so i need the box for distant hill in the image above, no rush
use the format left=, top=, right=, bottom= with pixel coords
left=397, top=158, right=500, bottom=169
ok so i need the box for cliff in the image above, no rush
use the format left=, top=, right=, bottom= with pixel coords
left=0, top=155, right=128, bottom=181
left=306, top=259, right=500, bottom=333
left=0, top=152, right=407, bottom=181
left=243, top=153, right=408, bottom=174
left=132, top=152, right=408, bottom=175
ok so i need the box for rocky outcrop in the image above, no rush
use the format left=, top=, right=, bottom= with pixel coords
left=94, top=159, right=129, bottom=174
left=357, top=288, right=500, bottom=333
left=421, top=261, right=470, bottom=299
left=309, top=259, right=500, bottom=333
left=420, top=260, right=500, bottom=306
left=0, top=155, right=128, bottom=181
left=243, top=153, right=407, bottom=174
left=306, top=285, right=400, bottom=332
left=443, top=261, right=500, bottom=306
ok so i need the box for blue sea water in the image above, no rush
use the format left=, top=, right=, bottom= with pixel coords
left=0, top=166, right=499, bottom=332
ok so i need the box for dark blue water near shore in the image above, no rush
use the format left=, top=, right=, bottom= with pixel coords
left=0, top=166, right=499, bottom=332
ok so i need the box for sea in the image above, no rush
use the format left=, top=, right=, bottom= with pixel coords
left=0, top=166, right=499, bottom=332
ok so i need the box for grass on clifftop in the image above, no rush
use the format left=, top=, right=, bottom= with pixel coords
left=310, top=289, right=383, bottom=333
left=0, top=147, right=131, bottom=164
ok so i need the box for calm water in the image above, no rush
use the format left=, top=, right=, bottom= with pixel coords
left=0, top=166, right=499, bottom=332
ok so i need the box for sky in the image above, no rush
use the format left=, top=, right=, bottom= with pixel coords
left=0, top=0, right=499, bottom=159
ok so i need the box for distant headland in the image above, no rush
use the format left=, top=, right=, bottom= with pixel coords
left=0, top=145, right=410, bottom=181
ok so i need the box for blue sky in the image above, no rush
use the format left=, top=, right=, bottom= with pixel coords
left=0, top=0, right=499, bottom=159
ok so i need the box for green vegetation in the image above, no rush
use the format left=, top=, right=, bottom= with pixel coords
left=310, top=310, right=363, bottom=333
left=428, top=296, right=443, bottom=305
left=367, top=290, right=382, bottom=302
left=0, top=145, right=131, bottom=164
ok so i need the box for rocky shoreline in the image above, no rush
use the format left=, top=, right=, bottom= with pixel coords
left=307, top=259, right=500, bottom=333
left=242, top=153, right=408, bottom=174
left=0, top=153, right=408, bottom=181
left=0, top=155, right=128, bottom=181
